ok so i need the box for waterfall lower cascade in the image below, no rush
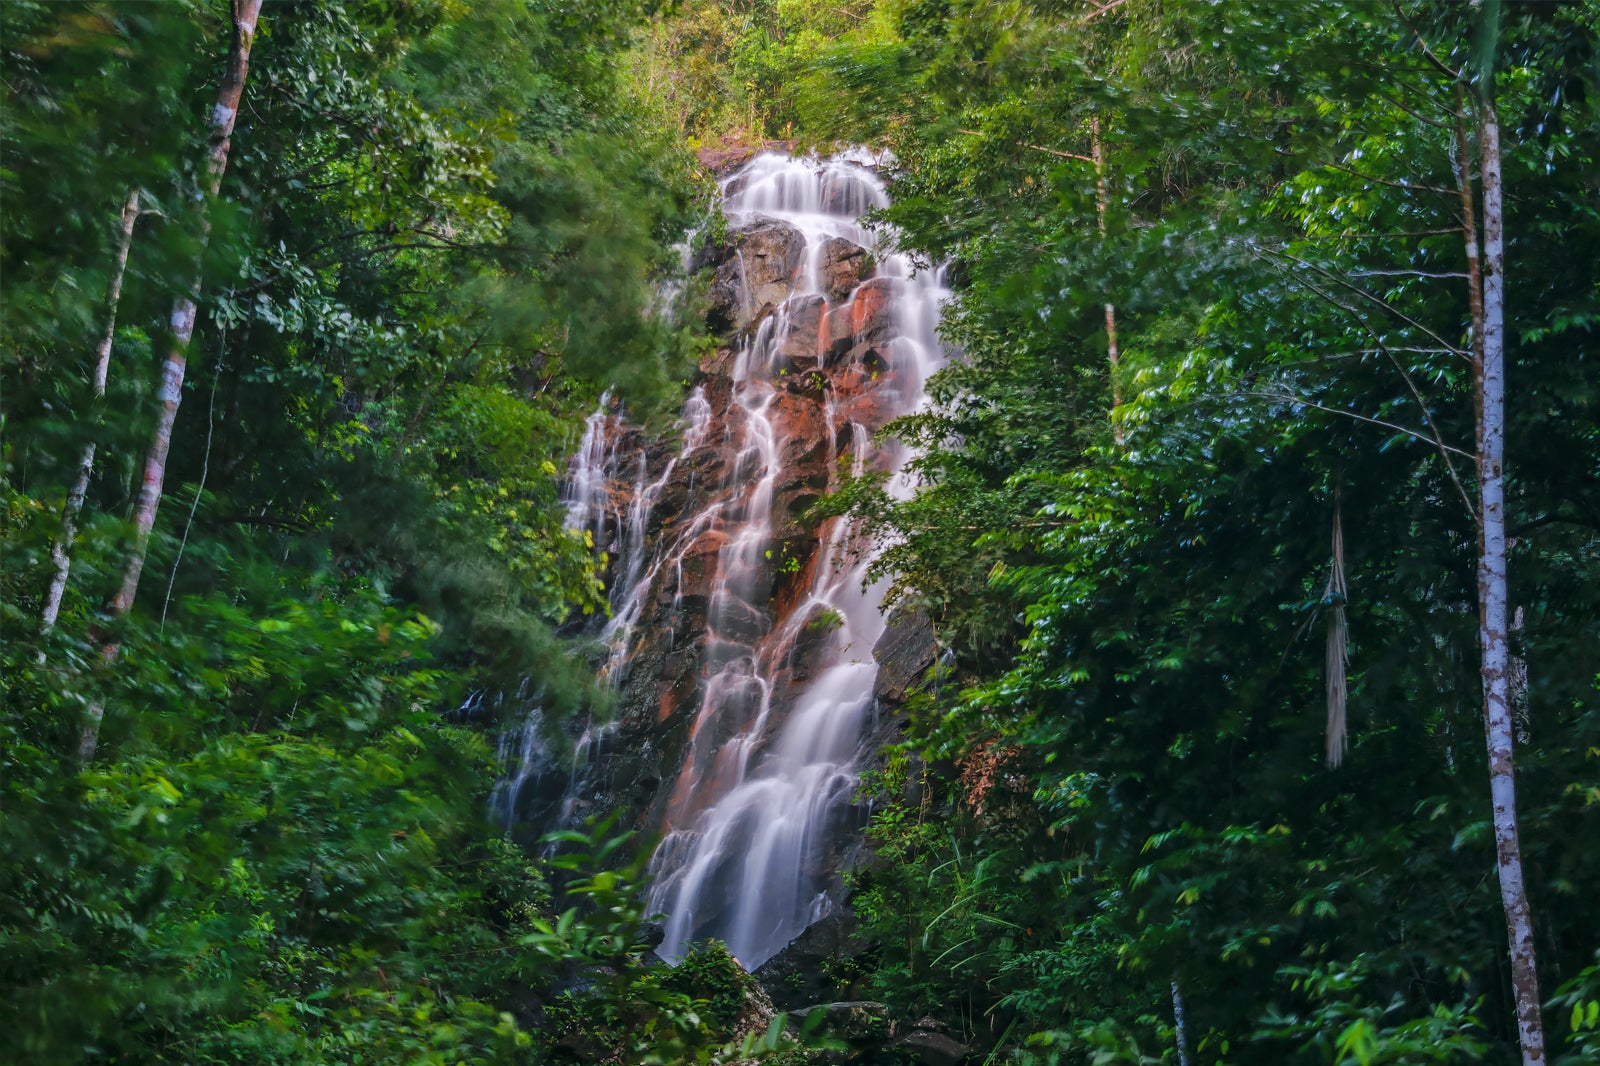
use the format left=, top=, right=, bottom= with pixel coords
left=499, top=150, right=948, bottom=971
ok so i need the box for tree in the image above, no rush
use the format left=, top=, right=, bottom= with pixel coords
left=803, top=0, right=1598, bottom=1059
left=1457, top=2, right=1544, bottom=1056
left=38, top=187, right=141, bottom=639
left=79, top=0, right=264, bottom=761
left=1, top=1, right=716, bottom=1057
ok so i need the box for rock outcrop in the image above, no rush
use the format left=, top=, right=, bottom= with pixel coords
left=701, top=214, right=807, bottom=331
left=776, top=1001, right=974, bottom=1066
left=893, top=1024, right=972, bottom=1066
left=819, top=236, right=874, bottom=304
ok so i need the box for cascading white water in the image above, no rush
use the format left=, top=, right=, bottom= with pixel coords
left=641, top=152, right=950, bottom=969
left=490, top=150, right=948, bottom=970
left=598, top=387, right=712, bottom=676
left=563, top=395, right=616, bottom=545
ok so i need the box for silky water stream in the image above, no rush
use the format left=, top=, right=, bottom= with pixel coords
left=494, top=150, right=948, bottom=969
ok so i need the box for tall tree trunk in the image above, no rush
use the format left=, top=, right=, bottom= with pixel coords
left=1475, top=98, right=1545, bottom=1066
left=1090, top=116, right=1123, bottom=444
left=39, top=188, right=140, bottom=641
left=80, top=0, right=264, bottom=762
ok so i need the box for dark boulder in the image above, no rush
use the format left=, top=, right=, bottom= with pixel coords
left=697, top=215, right=806, bottom=332
left=754, top=910, right=872, bottom=1010
left=819, top=236, right=874, bottom=304
left=733, top=215, right=806, bottom=321
left=872, top=609, right=937, bottom=705
left=892, top=1027, right=972, bottom=1066
left=788, top=1001, right=891, bottom=1046
left=776, top=293, right=827, bottom=375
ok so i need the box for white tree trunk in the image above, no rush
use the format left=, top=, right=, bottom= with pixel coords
left=1474, top=101, right=1545, bottom=1066
left=39, top=188, right=140, bottom=641
left=1171, top=978, right=1191, bottom=1066
left=81, top=0, right=264, bottom=762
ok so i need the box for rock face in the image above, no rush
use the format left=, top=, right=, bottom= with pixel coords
left=823, top=276, right=894, bottom=364
left=753, top=910, right=872, bottom=1010
left=819, top=236, right=874, bottom=304
left=735, top=215, right=807, bottom=312
left=702, top=214, right=807, bottom=331
left=777, top=1001, right=973, bottom=1066
left=872, top=610, right=937, bottom=705
left=494, top=151, right=948, bottom=976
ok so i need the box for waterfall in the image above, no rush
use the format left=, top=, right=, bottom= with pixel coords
left=494, top=149, right=949, bottom=971
left=643, top=153, right=948, bottom=968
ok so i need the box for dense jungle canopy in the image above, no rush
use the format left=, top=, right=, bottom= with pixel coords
left=2, top=1, right=1598, bottom=1064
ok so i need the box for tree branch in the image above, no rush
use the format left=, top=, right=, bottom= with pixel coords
left=1079, top=0, right=1133, bottom=24
left=1253, top=390, right=1474, bottom=459
left=1264, top=248, right=1471, bottom=360
left=1316, top=159, right=1459, bottom=197
left=957, top=129, right=1095, bottom=163
left=1394, top=2, right=1463, bottom=82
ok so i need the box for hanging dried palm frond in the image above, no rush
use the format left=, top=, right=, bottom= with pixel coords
left=1324, top=501, right=1349, bottom=767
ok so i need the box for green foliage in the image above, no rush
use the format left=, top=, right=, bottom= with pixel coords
left=625, top=1, right=894, bottom=146
left=661, top=941, right=757, bottom=1034
left=5, top=1, right=1599, bottom=1063
left=3, top=578, right=531, bottom=1061
left=1550, top=956, right=1600, bottom=1066
left=1256, top=960, right=1490, bottom=1065
left=809, top=0, right=1600, bottom=1061
left=0, top=1, right=714, bottom=1062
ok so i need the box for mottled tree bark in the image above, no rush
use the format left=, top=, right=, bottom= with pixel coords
left=39, top=188, right=140, bottom=642
left=1474, top=99, right=1544, bottom=1065
left=81, top=0, right=264, bottom=762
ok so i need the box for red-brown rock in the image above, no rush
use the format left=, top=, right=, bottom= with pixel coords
left=823, top=276, right=895, bottom=363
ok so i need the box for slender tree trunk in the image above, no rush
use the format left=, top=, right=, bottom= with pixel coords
left=1474, top=99, right=1545, bottom=1065
left=80, top=0, right=264, bottom=762
left=1171, top=978, right=1191, bottom=1066
left=1090, top=117, right=1123, bottom=444
left=39, top=188, right=140, bottom=641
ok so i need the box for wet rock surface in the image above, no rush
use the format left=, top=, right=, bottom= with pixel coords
left=701, top=214, right=807, bottom=330
left=497, top=151, right=950, bottom=977
left=872, top=609, right=938, bottom=705
left=819, top=236, right=874, bottom=304
left=824, top=276, right=895, bottom=362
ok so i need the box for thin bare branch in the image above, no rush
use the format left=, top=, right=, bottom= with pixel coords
left=1265, top=248, right=1471, bottom=360
left=1265, top=264, right=1478, bottom=517
left=958, top=129, right=1095, bottom=163
left=1348, top=268, right=1469, bottom=279
left=1079, top=0, right=1133, bottom=23
left=1394, top=1, right=1463, bottom=81
left=1316, top=159, right=1459, bottom=197
left=1378, top=89, right=1453, bottom=130
left=1290, top=228, right=1464, bottom=243
left=1254, top=390, right=1475, bottom=458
